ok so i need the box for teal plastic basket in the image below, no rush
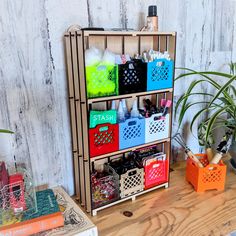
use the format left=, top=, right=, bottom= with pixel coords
left=86, top=64, right=118, bottom=98
left=147, top=59, right=174, bottom=91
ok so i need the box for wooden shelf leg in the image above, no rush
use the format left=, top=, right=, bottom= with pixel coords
left=92, top=210, right=97, bottom=216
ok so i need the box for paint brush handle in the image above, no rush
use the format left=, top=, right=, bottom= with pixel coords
left=186, top=150, right=203, bottom=168
left=210, top=152, right=223, bottom=164
left=206, top=148, right=214, bottom=162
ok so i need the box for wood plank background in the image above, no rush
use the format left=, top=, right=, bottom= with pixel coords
left=0, top=0, right=235, bottom=195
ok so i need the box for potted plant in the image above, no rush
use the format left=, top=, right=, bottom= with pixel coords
left=175, top=62, right=236, bottom=163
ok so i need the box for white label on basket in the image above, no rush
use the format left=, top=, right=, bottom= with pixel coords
left=129, top=64, right=134, bottom=69
left=14, top=207, right=23, bottom=213
left=97, top=65, right=106, bottom=70
left=153, top=164, right=160, bottom=168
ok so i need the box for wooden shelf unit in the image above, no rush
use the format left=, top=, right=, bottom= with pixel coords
left=64, top=28, right=176, bottom=215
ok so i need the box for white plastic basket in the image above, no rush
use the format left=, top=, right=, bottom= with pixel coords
left=145, top=114, right=170, bottom=143
left=108, top=165, right=144, bottom=199
left=119, top=167, right=144, bottom=198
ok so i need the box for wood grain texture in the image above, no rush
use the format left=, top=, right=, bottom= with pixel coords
left=91, top=161, right=236, bottom=236
left=0, top=0, right=236, bottom=195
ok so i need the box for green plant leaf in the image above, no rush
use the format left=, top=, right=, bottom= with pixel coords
left=208, top=75, right=236, bottom=107
left=218, top=97, right=232, bottom=106
left=176, top=68, right=232, bottom=80
left=229, top=85, right=236, bottom=97
left=178, top=79, right=209, bottom=126
left=178, top=101, right=210, bottom=125
left=175, top=68, right=235, bottom=117
left=174, top=92, right=214, bottom=119
left=205, top=106, right=230, bottom=141
left=189, top=104, right=222, bottom=133
left=0, top=129, right=14, bottom=134
left=175, top=67, right=236, bottom=141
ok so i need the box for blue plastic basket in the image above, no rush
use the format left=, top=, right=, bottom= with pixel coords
left=119, top=118, right=145, bottom=150
left=147, top=59, right=174, bottom=91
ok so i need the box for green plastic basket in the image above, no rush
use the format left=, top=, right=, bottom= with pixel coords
left=86, top=64, right=118, bottom=98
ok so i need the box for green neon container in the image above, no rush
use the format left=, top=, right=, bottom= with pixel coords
left=86, top=64, right=118, bottom=98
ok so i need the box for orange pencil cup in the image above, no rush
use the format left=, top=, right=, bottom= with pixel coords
left=186, top=153, right=226, bottom=192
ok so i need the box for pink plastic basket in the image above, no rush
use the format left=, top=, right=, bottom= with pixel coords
left=144, top=154, right=168, bottom=189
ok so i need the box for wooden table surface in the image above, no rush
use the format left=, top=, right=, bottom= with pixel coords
left=91, top=161, right=236, bottom=236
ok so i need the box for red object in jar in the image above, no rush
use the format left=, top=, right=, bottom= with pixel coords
left=89, top=123, right=119, bottom=157
left=9, top=173, right=26, bottom=213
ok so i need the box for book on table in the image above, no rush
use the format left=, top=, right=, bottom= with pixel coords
left=0, top=189, right=64, bottom=236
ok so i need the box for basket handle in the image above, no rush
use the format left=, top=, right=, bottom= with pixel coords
left=99, top=126, right=108, bottom=132
left=128, top=120, right=137, bottom=126
left=128, top=169, right=137, bottom=176
left=97, top=65, right=107, bottom=71
left=208, top=166, right=217, bottom=171
left=153, top=113, right=163, bottom=121
left=153, top=163, right=160, bottom=168
left=128, top=63, right=135, bottom=70
left=152, top=58, right=168, bottom=66
left=95, top=123, right=113, bottom=132
left=206, top=164, right=219, bottom=171
left=157, top=61, right=165, bottom=67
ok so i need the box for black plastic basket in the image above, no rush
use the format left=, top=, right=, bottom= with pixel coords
left=118, top=60, right=147, bottom=95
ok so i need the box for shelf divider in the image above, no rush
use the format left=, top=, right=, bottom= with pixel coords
left=90, top=138, right=171, bottom=162
left=88, top=88, right=173, bottom=104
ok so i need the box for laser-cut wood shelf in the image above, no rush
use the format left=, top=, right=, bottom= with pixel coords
left=64, top=27, right=176, bottom=215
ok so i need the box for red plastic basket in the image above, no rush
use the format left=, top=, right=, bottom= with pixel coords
left=144, top=154, right=168, bottom=189
left=89, top=123, right=119, bottom=157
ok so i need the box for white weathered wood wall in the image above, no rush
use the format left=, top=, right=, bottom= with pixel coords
left=0, top=0, right=235, bottom=194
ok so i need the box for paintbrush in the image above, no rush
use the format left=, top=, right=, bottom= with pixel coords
left=210, top=130, right=233, bottom=164
left=173, top=133, right=203, bottom=168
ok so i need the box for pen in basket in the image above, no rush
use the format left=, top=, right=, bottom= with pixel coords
left=172, top=133, right=203, bottom=168
left=210, top=130, right=233, bottom=164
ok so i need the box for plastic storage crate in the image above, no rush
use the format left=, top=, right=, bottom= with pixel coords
left=145, top=114, right=170, bottom=143
left=186, top=154, right=226, bottom=192
left=0, top=162, right=37, bottom=226
left=144, top=153, right=168, bottom=189
left=86, top=64, right=118, bottom=98
left=91, top=165, right=119, bottom=209
left=147, top=59, right=174, bottom=91
left=89, top=123, right=119, bottom=157
left=118, top=60, right=147, bottom=95
left=119, top=118, right=145, bottom=150
left=108, top=165, right=144, bottom=198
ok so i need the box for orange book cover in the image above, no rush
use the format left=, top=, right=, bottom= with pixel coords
left=0, top=212, right=64, bottom=236
left=0, top=189, right=64, bottom=236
